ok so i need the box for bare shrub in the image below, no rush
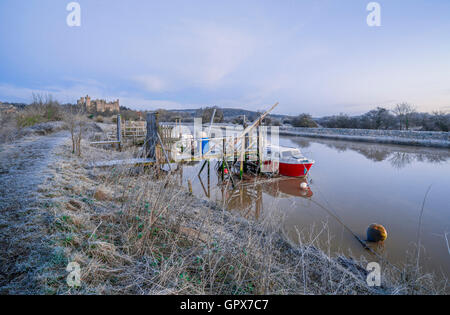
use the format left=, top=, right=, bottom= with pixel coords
left=16, top=93, right=63, bottom=128
left=64, top=106, right=87, bottom=156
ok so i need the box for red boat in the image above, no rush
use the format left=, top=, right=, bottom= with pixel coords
left=262, top=145, right=314, bottom=177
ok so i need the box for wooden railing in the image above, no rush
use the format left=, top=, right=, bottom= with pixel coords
left=121, top=120, right=146, bottom=138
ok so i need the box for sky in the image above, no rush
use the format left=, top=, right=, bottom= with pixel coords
left=0, top=0, right=449, bottom=116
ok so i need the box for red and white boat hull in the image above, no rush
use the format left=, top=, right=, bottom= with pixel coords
left=263, top=160, right=314, bottom=177
left=279, top=161, right=314, bottom=177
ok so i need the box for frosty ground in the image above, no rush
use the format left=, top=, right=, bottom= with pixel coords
left=0, top=129, right=445, bottom=294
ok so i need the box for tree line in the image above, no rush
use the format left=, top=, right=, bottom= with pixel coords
left=4, top=98, right=448, bottom=132
left=291, top=103, right=449, bottom=132
left=69, top=103, right=450, bottom=132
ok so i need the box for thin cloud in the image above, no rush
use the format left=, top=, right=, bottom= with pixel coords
left=133, top=75, right=167, bottom=93
left=162, top=20, right=258, bottom=87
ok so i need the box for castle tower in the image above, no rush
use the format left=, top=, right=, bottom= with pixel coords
left=77, top=95, right=120, bottom=113
left=77, top=96, right=85, bottom=107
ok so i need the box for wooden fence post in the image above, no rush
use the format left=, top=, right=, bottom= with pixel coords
left=188, top=180, right=193, bottom=194
left=146, top=112, right=158, bottom=160
left=117, top=114, right=122, bottom=151
left=257, top=121, right=261, bottom=174
left=222, top=138, right=225, bottom=181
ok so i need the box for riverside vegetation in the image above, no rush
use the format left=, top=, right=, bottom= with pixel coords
left=32, top=139, right=446, bottom=294
left=0, top=98, right=448, bottom=294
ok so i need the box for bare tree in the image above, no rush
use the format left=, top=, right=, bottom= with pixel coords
left=431, top=110, right=450, bottom=132
left=393, top=103, right=416, bottom=130
left=65, top=105, right=86, bottom=156
left=200, top=106, right=224, bottom=123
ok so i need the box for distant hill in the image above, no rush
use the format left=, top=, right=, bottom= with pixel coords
left=170, top=107, right=292, bottom=120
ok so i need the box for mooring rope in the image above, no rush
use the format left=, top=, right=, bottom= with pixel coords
left=309, top=184, right=403, bottom=273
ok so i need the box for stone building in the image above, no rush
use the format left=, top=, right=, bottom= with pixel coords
left=0, top=103, right=17, bottom=115
left=77, top=95, right=119, bottom=113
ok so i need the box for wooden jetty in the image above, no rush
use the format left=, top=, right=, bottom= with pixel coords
left=88, top=158, right=155, bottom=168
left=89, top=103, right=279, bottom=184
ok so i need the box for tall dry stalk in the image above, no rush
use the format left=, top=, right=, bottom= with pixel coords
left=414, top=185, right=432, bottom=286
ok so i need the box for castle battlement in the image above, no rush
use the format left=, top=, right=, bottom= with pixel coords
left=77, top=95, right=119, bottom=113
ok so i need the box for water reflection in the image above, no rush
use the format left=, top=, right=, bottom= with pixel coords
left=182, top=136, right=450, bottom=278
left=388, top=152, right=415, bottom=169
left=292, top=137, right=450, bottom=169
left=263, top=178, right=313, bottom=199
left=223, top=177, right=313, bottom=220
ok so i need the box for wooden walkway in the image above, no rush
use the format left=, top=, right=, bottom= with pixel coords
left=87, top=149, right=259, bottom=168
left=87, top=158, right=156, bottom=168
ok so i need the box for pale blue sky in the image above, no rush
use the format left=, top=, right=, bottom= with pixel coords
left=0, top=0, right=449, bottom=116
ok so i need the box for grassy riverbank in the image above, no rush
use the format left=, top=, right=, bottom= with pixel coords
left=26, top=139, right=445, bottom=295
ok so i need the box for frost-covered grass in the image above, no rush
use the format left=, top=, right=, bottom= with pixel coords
left=30, top=141, right=447, bottom=295
left=0, top=133, right=69, bottom=294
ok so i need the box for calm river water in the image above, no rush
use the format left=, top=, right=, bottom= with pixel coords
left=180, top=136, right=450, bottom=279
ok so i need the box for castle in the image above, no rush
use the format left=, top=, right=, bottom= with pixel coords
left=77, top=95, right=119, bottom=113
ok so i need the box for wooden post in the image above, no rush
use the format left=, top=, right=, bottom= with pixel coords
left=244, top=119, right=249, bottom=174
left=207, top=160, right=210, bottom=198
left=222, top=138, right=225, bottom=181
left=146, top=112, right=158, bottom=160
left=240, top=117, right=247, bottom=179
left=257, top=122, right=261, bottom=174
left=117, top=114, right=122, bottom=151
left=234, top=137, right=238, bottom=163
left=198, top=160, right=208, bottom=176
left=240, top=141, right=244, bottom=179
left=188, top=180, right=193, bottom=195
left=157, top=131, right=172, bottom=171
left=207, top=160, right=210, bottom=179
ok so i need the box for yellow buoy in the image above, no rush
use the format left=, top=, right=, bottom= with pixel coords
left=367, top=223, right=387, bottom=242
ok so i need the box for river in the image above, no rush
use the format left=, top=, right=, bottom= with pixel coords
left=180, top=135, right=450, bottom=279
